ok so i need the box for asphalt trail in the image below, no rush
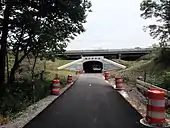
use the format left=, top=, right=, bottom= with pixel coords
left=24, top=74, right=146, bottom=128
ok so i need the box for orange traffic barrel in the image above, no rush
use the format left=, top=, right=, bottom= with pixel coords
left=103, top=70, right=107, bottom=76
left=51, top=79, right=60, bottom=95
left=67, top=75, right=73, bottom=84
left=115, top=75, right=124, bottom=90
left=146, top=88, right=166, bottom=125
left=104, top=71, right=110, bottom=81
left=76, top=70, right=81, bottom=75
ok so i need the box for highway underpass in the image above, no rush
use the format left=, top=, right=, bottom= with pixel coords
left=83, top=61, right=103, bottom=73
left=57, top=56, right=126, bottom=72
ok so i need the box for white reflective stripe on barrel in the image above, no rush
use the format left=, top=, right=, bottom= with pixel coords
left=53, top=84, right=60, bottom=86
left=147, top=111, right=165, bottom=119
left=117, top=79, right=123, bottom=82
left=148, top=99, right=165, bottom=107
left=52, top=88, right=60, bottom=91
left=117, top=84, right=123, bottom=88
left=117, top=86, right=123, bottom=88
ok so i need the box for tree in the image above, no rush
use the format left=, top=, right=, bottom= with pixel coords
left=140, top=0, right=170, bottom=47
left=0, top=0, right=92, bottom=84
left=0, top=1, right=12, bottom=86
left=152, top=43, right=159, bottom=48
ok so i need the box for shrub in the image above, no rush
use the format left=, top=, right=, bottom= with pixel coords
left=162, top=72, right=170, bottom=91
left=60, top=77, right=67, bottom=87
left=150, top=72, right=170, bottom=91
left=0, top=74, right=68, bottom=118
left=0, top=80, right=51, bottom=116
left=155, top=48, right=170, bottom=64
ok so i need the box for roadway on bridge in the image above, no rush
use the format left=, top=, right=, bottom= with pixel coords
left=24, top=74, right=146, bottom=128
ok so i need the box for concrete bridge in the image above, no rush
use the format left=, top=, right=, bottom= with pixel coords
left=58, top=56, right=126, bottom=73
left=59, top=48, right=152, bottom=60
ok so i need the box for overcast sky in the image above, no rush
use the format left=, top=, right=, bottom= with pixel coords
left=66, top=0, right=156, bottom=50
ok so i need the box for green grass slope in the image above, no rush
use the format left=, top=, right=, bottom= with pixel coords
left=114, top=49, right=170, bottom=90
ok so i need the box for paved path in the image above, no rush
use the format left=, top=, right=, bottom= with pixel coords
left=24, top=74, right=146, bottom=128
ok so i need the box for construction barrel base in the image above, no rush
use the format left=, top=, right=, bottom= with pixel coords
left=114, top=87, right=125, bottom=90
left=140, top=118, right=170, bottom=128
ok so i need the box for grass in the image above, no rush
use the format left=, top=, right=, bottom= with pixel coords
left=45, top=59, right=74, bottom=79
left=0, top=58, right=75, bottom=125
left=45, top=59, right=75, bottom=81
left=112, top=59, right=135, bottom=67
left=46, top=59, right=73, bottom=69
left=0, top=79, right=51, bottom=124
left=117, top=60, right=153, bottom=82
left=45, top=69, right=76, bottom=80
left=13, top=58, right=74, bottom=81
left=113, top=49, right=170, bottom=90
left=109, top=59, right=150, bottom=79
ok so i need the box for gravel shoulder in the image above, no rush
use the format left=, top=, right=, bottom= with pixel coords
left=108, top=78, right=170, bottom=124
left=108, top=79, right=147, bottom=117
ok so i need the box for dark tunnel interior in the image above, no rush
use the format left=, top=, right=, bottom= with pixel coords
left=83, top=61, right=103, bottom=73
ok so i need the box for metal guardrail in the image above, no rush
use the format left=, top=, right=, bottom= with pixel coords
left=136, top=79, right=170, bottom=105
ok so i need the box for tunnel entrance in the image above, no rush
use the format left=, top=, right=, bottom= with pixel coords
left=83, top=61, right=103, bottom=73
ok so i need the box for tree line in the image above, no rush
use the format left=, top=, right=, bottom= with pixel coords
left=141, top=0, right=170, bottom=64
left=0, top=0, right=92, bottom=86
left=140, top=0, right=170, bottom=47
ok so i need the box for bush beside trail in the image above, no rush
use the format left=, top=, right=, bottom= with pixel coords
left=0, top=59, right=75, bottom=125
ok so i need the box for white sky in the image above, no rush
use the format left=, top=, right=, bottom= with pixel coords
left=66, top=0, right=156, bottom=50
